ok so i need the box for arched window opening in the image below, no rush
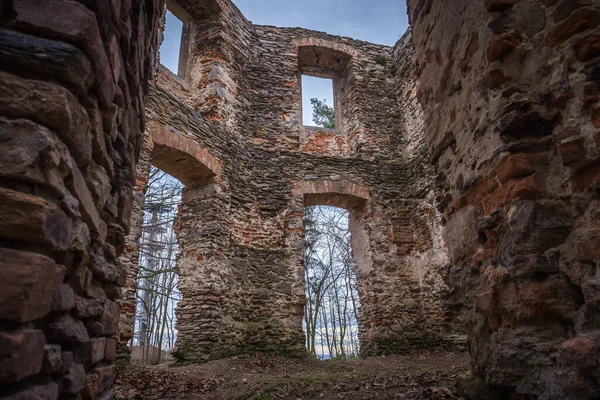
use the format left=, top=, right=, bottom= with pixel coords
left=303, top=205, right=361, bottom=359
left=131, top=167, right=183, bottom=365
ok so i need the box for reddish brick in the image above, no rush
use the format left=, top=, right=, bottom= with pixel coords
left=559, top=138, right=587, bottom=165
left=496, top=153, right=549, bottom=183
left=0, top=330, right=45, bottom=384
left=593, top=107, right=600, bottom=128
left=482, top=174, right=546, bottom=214
left=546, top=9, right=600, bottom=47
left=552, top=91, right=574, bottom=110
left=486, top=32, right=521, bottom=62
left=462, top=175, right=499, bottom=208
left=553, top=0, right=592, bottom=23
left=0, top=249, right=66, bottom=323
left=485, top=69, right=512, bottom=89
left=501, top=277, right=581, bottom=322
left=476, top=290, right=495, bottom=312
left=575, top=34, right=600, bottom=61
left=572, top=158, right=600, bottom=191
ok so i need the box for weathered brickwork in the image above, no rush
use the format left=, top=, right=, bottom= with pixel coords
left=10, top=0, right=598, bottom=398
left=408, top=0, right=600, bottom=397
left=116, top=0, right=456, bottom=363
left=0, top=0, right=165, bottom=398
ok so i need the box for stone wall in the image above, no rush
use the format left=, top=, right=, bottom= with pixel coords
left=407, top=0, right=600, bottom=397
left=118, top=0, right=456, bottom=362
left=0, top=0, right=164, bottom=398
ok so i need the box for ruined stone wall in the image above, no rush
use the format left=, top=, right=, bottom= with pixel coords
left=0, top=0, right=164, bottom=398
left=408, top=0, right=600, bottom=397
left=126, top=0, right=456, bottom=362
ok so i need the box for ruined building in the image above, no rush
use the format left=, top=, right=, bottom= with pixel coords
left=0, top=0, right=598, bottom=399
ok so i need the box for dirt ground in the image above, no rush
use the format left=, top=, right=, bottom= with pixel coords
left=115, top=351, right=470, bottom=400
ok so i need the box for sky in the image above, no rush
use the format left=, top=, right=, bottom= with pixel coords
left=161, top=0, right=409, bottom=125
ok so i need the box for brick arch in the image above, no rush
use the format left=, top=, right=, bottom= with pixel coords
left=294, top=39, right=358, bottom=75
left=293, top=38, right=360, bottom=61
left=293, top=180, right=370, bottom=211
left=149, top=122, right=221, bottom=185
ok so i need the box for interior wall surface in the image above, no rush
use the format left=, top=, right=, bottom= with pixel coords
left=407, top=0, right=600, bottom=398
left=129, top=0, right=456, bottom=362
left=0, top=0, right=165, bottom=399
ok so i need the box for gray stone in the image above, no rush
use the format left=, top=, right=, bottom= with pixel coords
left=0, top=330, right=45, bottom=384
left=47, top=315, right=89, bottom=345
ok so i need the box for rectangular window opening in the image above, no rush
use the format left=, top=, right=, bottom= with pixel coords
left=301, top=75, right=336, bottom=129
left=160, top=2, right=192, bottom=78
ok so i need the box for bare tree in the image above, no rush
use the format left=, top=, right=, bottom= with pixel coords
left=132, top=167, right=183, bottom=365
left=304, top=206, right=360, bottom=359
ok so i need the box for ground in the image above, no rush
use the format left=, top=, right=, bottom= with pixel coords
left=115, top=351, right=470, bottom=399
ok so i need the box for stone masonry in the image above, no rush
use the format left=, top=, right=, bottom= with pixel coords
left=0, top=0, right=165, bottom=399
left=118, top=0, right=455, bottom=363
left=408, top=0, right=600, bottom=398
left=1, top=0, right=598, bottom=399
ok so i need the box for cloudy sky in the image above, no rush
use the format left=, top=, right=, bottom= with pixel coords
left=161, top=0, right=409, bottom=125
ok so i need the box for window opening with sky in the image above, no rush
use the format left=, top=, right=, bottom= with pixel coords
left=302, top=75, right=336, bottom=128
left=160, top=10, right=184, bottom=75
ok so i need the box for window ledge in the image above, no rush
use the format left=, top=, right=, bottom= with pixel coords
left=302, top=125, right=343, bottom=135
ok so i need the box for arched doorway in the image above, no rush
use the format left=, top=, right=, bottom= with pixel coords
left=118, top=122, right=221, bottom=361
left=293, top=180, right=372, bottom=358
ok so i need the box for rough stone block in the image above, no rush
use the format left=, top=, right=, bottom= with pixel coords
left=546, top=9, right=600, bottom=47
left=64, top=363, right=86, bottom=394
left=0, top=28, right=93, bottom=94
left=95, top=365, right=116, bottom=394
left=496, top=200, right=572, bottom=268
left=482, top=173, right=546, bottom=215
left=42, top=344, right=62, bottom=373
left=486, top=32, right=521, bottom=62
left=483, top=0, right=517, bottom=12
left=104, top=338, right=116, bottom=361
left=0, top=383, right=59, bottom=400
left=51, top=284, right=76, bottom=312
left=0, top=117, right=72, bottom=194
left=0, top=70, right=92, bottom=168
left=61, top=351, right=73, bottom=373
left=90, top=246, right=123, bottom=284
left=558, top=138, right=587, bottom=165
left=87, top=301, right=120, bottom=336
left=75, top=337, right=106, bottom=365
left=0, top=249, right=66, bottom=323
left=0, top=330, right=45, bottom=384
left=74, top=296, right=104, bottom=319
left=496, top=153, right=549, bottom=184
left=68, top=157, right=107, bottom=243
left=0, top=188, right=72, bottom=250
left=575, top=34, right=600, bottom=62
left=86, top=283, right=108, bottom=302
left=85, top=364, right=116, bottom=399
left=13, top=0, right=115, bottom=107
left=445, top=206, right=479, bottom=264
left=47, top=315, right=90, bottom=345
left=571, top=158, right=600, bottom=192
